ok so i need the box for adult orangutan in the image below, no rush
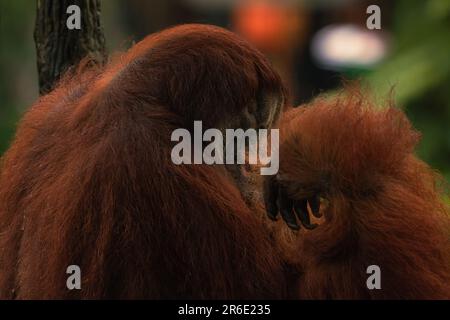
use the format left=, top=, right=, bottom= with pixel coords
left=266, top=90, right=450, bottom=299
left=0, top=24, right=449, bottom=299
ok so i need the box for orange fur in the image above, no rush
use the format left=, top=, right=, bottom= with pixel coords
left=277, top=91, right=450, bottom=299
left=0, top=24, right=449, bottom=299
left=0, top=24, right=287, bottom=299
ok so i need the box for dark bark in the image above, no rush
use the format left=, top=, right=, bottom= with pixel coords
left=34, top=0, right=106, bottom=95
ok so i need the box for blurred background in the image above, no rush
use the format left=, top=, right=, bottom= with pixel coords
left=0, top=0, right=449, bottom=183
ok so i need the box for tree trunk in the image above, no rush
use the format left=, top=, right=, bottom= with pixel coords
left=34, top=0, right=106, bottom=95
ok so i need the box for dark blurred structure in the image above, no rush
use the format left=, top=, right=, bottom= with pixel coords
left=34, top=0, right=106, bottom=94
left=1, top=0, right=449, bottom=184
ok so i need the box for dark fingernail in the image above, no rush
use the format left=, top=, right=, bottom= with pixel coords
left=287, top=222, right=300, bottom=231
left=302, top=222, right=318, bottom=230
left=308, top=195, right=322, bottom=218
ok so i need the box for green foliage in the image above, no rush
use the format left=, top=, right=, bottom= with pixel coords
left=0, top=106, right=18, bottom=154
left=0, top=0, right=35, bottom=154
left=366, top=0, right=450, bottom=182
